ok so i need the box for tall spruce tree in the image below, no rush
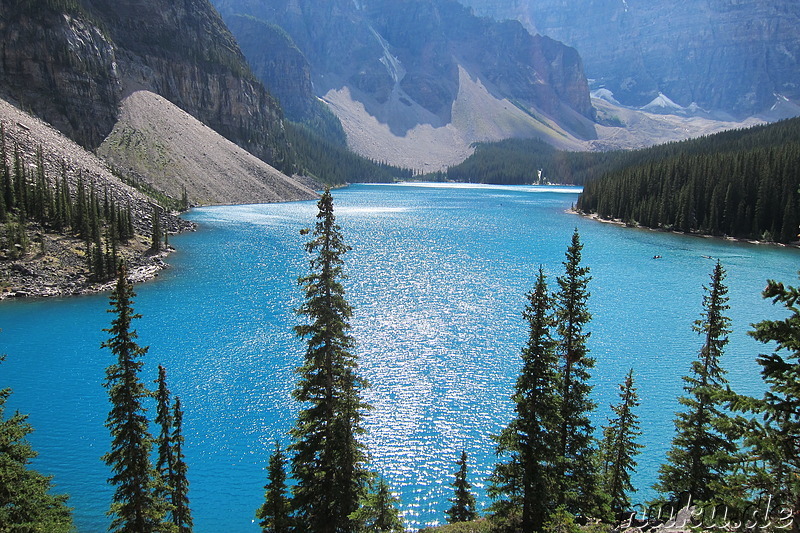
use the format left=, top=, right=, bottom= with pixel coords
left=170, top=396, right=192, bottom=533
left=257, top=442, right=291, bottom=533
left=151, top=205, right=162, bottom=253
left=489, top=266, right=560, bottom=532
left=0, top=358, right=73, bottom=531
left=288, top=189, right=372, bottom=533
left=726, top=275, right=800, bottom=532
left=154, top=365, right=176, bottom=526
left=446, top=450, right=478, bottom=524
left=600, top=369, right=643, bottom=515
left=655, top=261, right=735, bottom=503
left=553, top=229, right=600, bottom=517
left=102, top=263, right=163, bottom=532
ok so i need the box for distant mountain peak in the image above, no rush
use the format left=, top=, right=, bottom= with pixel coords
left=214, top=0, right=597, bottom=169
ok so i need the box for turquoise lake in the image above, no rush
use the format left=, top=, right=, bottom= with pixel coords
left=2, top=182, right=799, bottom=531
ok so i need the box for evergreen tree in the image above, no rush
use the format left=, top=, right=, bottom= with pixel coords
left=349, top=478, right=404, bottom=533
left=170, top=396, right=192, bottom=533
left=600, top=369, right=643, bottom=515
left=257, top=442, right=291, bottom=533
left=0, top=357, right=73, bottom=531
left=488, top=266, right=560, bottom=531
left=446, top=450, right=478, bottom=523
left=154, top=364, right=176, bottom=525
left=726, top=276, right=800, bottom=532
left=102, top=263, right=163, bottom=532
left=151, top=205, right=162, bottom=252
left=0, top=124, right=12, bottom=216
left=553, top=229, right=600, bottom=517
left=289, top=189, right=372, bottom=533
left=655, top=261, right=735, bottom=503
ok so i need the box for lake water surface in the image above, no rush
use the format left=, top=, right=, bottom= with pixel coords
left=2, top=183, right=799, bottom=530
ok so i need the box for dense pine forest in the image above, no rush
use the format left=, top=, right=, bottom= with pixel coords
left=0, top=125, right=145, bottom=282
left=443, top=138, right=612, bottom=185
left=576, top=118, right=800, bottom=243
left=286, top=123, right=413, bottom=185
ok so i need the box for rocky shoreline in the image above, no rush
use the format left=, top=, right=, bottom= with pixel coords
left=572, top=209, right=800, bottom=249
left=0, top=225, right=189, bottom=300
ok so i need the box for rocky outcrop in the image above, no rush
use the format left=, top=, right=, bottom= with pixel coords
left=213, top=0, right=597, bottom=142
left=224, top=14, right=316, bottom=122
left=0, top=0, right=293, bottom=172
left=461, top=0, right=800, bottom=118
left=0, top=3, right=120, bottom=148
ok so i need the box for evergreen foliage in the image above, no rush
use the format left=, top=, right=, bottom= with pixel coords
left=488, top=266, right=560, bottom=532
left=655, top=262, right=735, bottom=503
left=151, top=205, right=163, bottom=253
left=154, top=364, right=177, bottom=531
left=727, top=274, right=800, bottom=531
left=170, top=396, right=192, bottom=533
left=0, top=358, right=73, bottom=532
left=286, top=123, right=413, bottom=185
left=553, top=230, right=602, bottom=518
left=541, top=506, right=582, bottom=533
left=576, top=118, right=800, bottom=243
left=257, top=442, right=291, bottom=533
left=349, top=477, right=404, bottom=533
left=102, top=264, right=164, bottom=532
left=0, top=126, right=136, bottom=281
left=446, top=451, right=478, bottom=524
left=288, top=189, right=373, bottom=533
left=599, top=369, right=643, bottom=514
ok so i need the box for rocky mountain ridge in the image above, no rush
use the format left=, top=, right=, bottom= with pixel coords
left=460, top=0, right=800, bottom=119
left=212, top=0, right=598, bottom=170
left=98, top=90, right=317, bottom=206
left=0, top=0, right=293, bottom=174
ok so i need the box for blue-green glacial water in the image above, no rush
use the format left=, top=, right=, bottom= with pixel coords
left=2, top=183, right=799, bottom=531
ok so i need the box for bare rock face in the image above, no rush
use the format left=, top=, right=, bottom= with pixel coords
left=0, top=4, right=121, bottom=148
left=213, top=0, right=597, bottom=140
left=98, top=90, right=317, bottom=206
left=461, top=0, right=800, bottom=118
left=223, top=14, right=315, bottom=121
left=0, top=0, right=292, bottom=172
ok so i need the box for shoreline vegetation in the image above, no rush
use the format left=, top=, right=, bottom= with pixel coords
left=571, top=208, right=800, bottom=250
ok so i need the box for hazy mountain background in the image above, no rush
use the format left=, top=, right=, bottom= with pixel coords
left=213, top=0, right=603, bottom=171
left=460, top=0, right=800, bottom=119
left=213, top=0, right=791, bottom=170
left=1, top=0, right=798, bottom=182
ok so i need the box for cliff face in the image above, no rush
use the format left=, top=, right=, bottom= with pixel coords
left=223, top=14, right=315, bottom=121
left=461, top=0, right=800, bottom=117
left=213, top=0, right=596, bottom=141
left=0, top=4, right=120, bottom=148
left=0, top=0, right=291, bottom=170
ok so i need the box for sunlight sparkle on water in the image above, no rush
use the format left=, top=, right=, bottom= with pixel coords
left=1, top=183, right=798, bottom=531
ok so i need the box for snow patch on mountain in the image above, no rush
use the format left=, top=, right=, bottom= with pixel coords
left=642, top=92, right=684, bottom=112
left=591, top=88, right=620, bottom=105
left=370, top=27, right=405, bottom=84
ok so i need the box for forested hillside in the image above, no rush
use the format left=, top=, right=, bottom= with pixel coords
left=576, top=118, right=800, bottom=243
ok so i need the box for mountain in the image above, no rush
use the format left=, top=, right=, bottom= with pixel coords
left=212, top=0, right=597, bottom=171
left=0, top=0, right=323, bottom=204
left=459, top=0, right=800, bottom=119
left=0, top=0, right=297, bottom=174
